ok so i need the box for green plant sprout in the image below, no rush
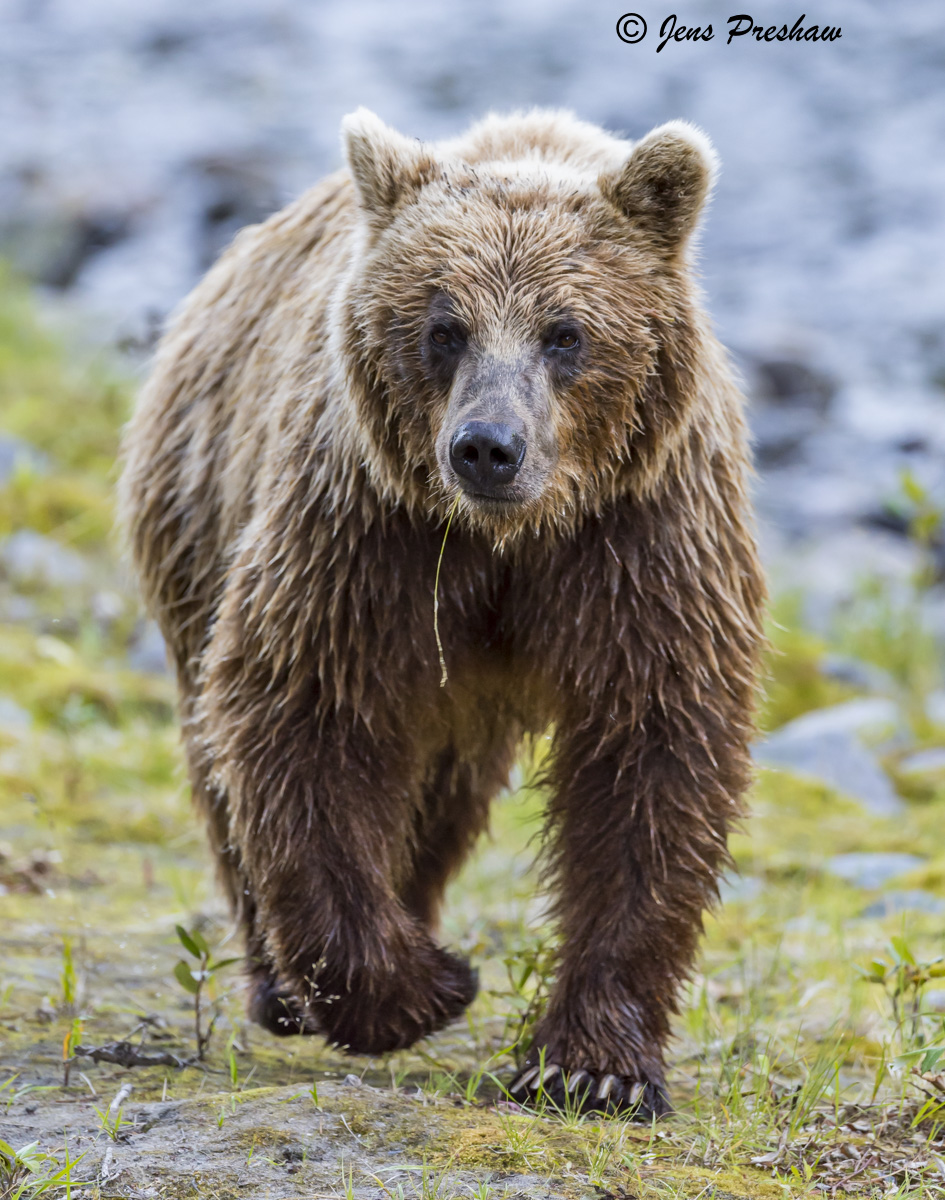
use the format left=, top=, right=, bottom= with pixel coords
left=172, top=923, right=241, bottom=1060
left=496, top=936, right=556, bottom=1069
left=895, top=468, right=944, bottom=592
left=93, top=1084, right=134, bottom=1143
left=857, top=935, right=945, bottom=1046
left=0, top=1138, right=89, bottom=1199
left=59, top=938, right=83, bottom=1089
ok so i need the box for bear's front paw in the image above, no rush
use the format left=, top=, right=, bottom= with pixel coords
left=508, top=1061, right=670, bottom=1120
left=319, top=944, right=478, bottom=1056
left=247, top=970, right=321, bottom=1037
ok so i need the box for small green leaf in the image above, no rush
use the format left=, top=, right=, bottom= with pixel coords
left=174, top=960, right=201, bottom=995
left=900, top=469, right=927, bottom=507
left=921, top=1047, right=944, bottom=1073
left=190, top=927, right=210, bottom=957
left=890, top=936, right=915, bottom=966
left=175, top=925, right=202, bottom=959
left=208, top=957, right=242, bottom=972
left=893, top=1047, right=927, bottom=1067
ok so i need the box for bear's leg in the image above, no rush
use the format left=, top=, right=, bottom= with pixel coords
left=183, top=731, right=318, bottom=1037
left=400, top=744, right=514, bottom=929
left=216, top=718, right=480, bottom=1055
left=510, top=706, right=749, bottom=1119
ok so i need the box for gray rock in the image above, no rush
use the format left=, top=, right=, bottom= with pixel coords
left=127, top=620, right=169, bottom=674
left=826, top=852, right=924, bottom=890
left=772, top=698, right=900, bottom=742
left=751, top=357, right=837, bottom=414
left=745, top=355, right=837, bottom=465
left=719, top=874, right=763, bottom=905
left=756, top=700, right=905, bottom=816
left=0, top=436, right=48, bottom=486
left=0, top=530, right=89, bottom=588
left=819, top=654, right=897, bottom=695
left=861, top=889, right=945, bottom=917
left=748, top=405, right=824, bottom=466
left=899, top=747, right=945, bottom=775
left=188, top=154, right=280, bottom=271
left=0, top=198, right=131, bottom=290
left=761, top=526, right=923, bottom=624
left=0, top=696, right=31, bottom=729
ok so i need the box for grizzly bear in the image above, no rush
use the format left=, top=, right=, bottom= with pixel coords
left=119, top=107, right=765, bottom=1118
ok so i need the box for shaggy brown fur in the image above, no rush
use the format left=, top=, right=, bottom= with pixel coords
left=119, top=107, right=765, bottom=1118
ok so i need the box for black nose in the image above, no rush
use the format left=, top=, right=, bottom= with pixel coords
left=449, top=421, right=526, bottom=494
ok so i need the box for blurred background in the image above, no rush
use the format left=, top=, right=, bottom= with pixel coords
left=1, top=3, right=944, bottom=1195
left=3, top=0, right=944, bottom=614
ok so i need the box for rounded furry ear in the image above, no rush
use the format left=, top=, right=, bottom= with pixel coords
left=341, top=108, right=439, bottom=234
left=599, top=121, right=718, bottom=257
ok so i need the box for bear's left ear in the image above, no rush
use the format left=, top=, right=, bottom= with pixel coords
left=342, top=108, right=439, bottom=235
left=599, top=121, right=718, bottom=258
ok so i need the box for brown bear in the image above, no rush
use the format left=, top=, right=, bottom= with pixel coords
left=119, top=107, right=765, bottom=1119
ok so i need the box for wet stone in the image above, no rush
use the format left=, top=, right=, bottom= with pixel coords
left=768, top=698, right=900, bottom=742
left=898, top=747, right=945, bottom=775
left=719, top=874, right=764, bottom=905
left=755, top=728, right=903, bottom=817
left=819, top=654, right=897, bottom=695
left=0, top=529, right=90, bottom=588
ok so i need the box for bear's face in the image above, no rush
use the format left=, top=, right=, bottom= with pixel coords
left=339, top=111, right=717, bottom=539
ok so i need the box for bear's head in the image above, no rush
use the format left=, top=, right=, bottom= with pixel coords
left=334, top=108, right=720, bottom=541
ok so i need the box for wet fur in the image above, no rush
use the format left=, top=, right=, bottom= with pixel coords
left=119, top=108, right=765, bottom=1115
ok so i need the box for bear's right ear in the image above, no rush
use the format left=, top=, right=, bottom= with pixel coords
left=342, top=109, right=439, bottom=235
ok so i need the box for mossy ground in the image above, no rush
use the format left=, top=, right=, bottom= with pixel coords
left=1, top=270, right=944, bottom=1198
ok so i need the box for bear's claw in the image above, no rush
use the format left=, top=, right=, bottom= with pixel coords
left=508, top=1062, right=670, bottom=1120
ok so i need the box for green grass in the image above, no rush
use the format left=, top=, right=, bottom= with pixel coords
left=0, top=1136, right=89, bottom=1199
left=0, top=264, right=128, bottom=478
left=1, top=267, right=944, bottom=1197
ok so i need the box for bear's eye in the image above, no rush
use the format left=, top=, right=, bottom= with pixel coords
left=429, top=323, right=466, bottom=352
left=545, top=325, right=582, bottom=354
